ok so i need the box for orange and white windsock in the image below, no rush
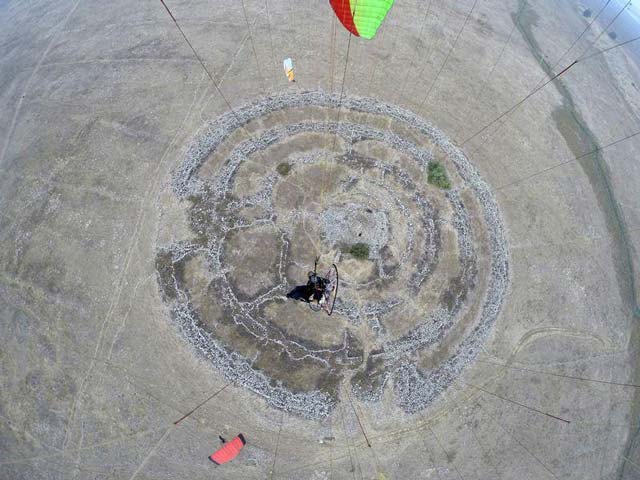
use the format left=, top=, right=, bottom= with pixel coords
left=283, top=57, right=295, bottom=82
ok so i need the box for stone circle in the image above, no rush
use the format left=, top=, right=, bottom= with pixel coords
left=156, top=91, right=509, bottom=418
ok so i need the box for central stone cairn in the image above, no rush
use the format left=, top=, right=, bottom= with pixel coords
left=156, top=92, right=509, bottom=419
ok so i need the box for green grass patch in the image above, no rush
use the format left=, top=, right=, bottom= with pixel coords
left=427, top=161, right=451, bottom=189
left=276, top=162, right=291, bottom=176
left=349, top=242, right=369, bottom=260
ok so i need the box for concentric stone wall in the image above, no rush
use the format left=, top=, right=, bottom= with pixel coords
left=156, top=91, right=509, bottom=418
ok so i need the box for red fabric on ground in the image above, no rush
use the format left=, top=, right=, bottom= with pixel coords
left=209, top=434, right=246, bottom=465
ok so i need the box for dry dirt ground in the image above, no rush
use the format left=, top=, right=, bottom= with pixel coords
left=1, top=0, right=639, bottom=479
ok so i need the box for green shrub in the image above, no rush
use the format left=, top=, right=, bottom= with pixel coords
left=349, top=242, right=369, bottom=260
left=427, top=161, right=451, bottom=189
left=276, top=162, right=291, bottom=176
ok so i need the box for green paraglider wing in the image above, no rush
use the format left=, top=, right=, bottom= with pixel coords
left=330, top=0, right=394, bottom=39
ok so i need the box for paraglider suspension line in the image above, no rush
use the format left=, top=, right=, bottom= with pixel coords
left=269, top=412, right=285, bottom=480
left=241, top=0, right=266, bottom=90
left=322, top=30, right=352, bottom=208
left=459, top=379, right=570, bottom=424
left=173, top=382, right=232, bottom=425
left=327, top=264, right=338, bottom=316
left=495, top=129, right=640, bottom=192
left=418, top=0, right=479, bottom=110
left=461, top=60, right=578, bottom=146
left=158, top=0, right=247, bottom=130
left=478, top=358, right=640, bottom=388
left=346, top=388, right=372, bottom=448
left=461, top=0, right=640, bottom=150
left=333, top=32, right=352, bottom=149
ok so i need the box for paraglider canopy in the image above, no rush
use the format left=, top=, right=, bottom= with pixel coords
left=329, top=0, right=394, bottom=39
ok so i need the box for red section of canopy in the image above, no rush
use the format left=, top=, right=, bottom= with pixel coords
left=329, top=0, right=360, bottom=37
left=209, top=434, right=246, bottom=465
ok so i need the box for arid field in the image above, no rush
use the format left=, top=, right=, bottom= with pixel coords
left=1, top=0, right=639, bottom=478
